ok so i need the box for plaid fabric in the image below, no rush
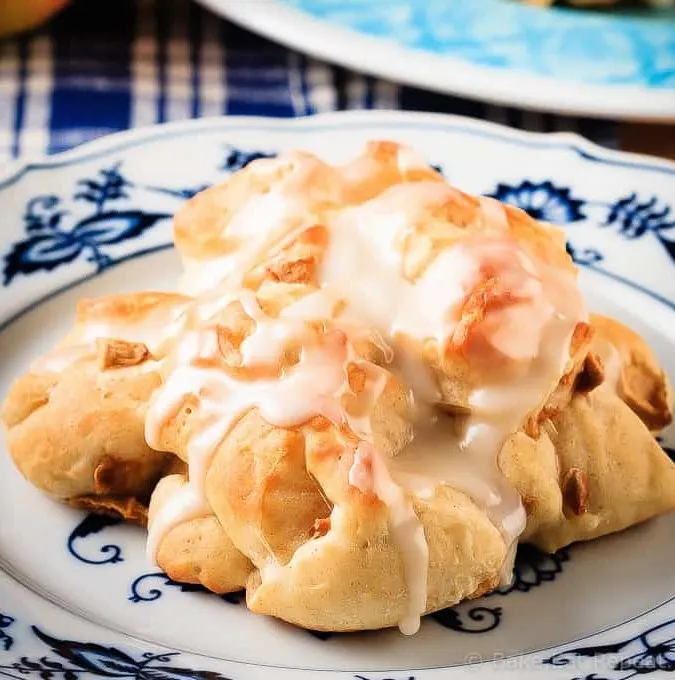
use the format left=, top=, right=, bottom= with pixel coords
left=0, top=0, right=617, bottom=162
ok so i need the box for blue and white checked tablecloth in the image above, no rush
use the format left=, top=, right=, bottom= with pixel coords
left=0, top=0, right=619, bottom=162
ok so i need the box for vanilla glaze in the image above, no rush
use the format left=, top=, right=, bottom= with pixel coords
left=179, top=153, right=346, bottom=296
left=317, top=178, right=584, bottom=587
left=31, top=298, right=190, bottom=374
left=146, top=144, right=588, bottom=635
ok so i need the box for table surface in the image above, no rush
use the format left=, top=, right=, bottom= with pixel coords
left=0, top=0, right=672, bottom=164
left=620, top=123, right=675, bottom=161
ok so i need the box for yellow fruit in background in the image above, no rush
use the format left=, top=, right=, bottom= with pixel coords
left=0, top=0, right=72, bottom=38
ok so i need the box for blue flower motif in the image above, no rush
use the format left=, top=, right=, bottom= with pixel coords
left=221, top=145, right=276, bottom=173
left=605, top=194, right=675, bottom=239
left=0, top=614, right=15, bottom=651
left=566, top=243, right=604, bottom=267
left=2, top=165, right=184, bottom=286
left=129, top=572, right=219, bottom=603
left=431, top=606, right=502, bottom=634
left=604, top=193, right=675, bottom=265
left=0, top=628, right=232, bottom=680
left=3, top=206, right=170, bottom=284
left=496, top=544, right=569, bottom=595
left=490, top=180, right=586, bottom=224
left=67, top=514, right=123, bottom=566
left=75, top=163, right=130, bottom=214
left=2, top=148, right=289, bottom=286
left=544, top=616, right=675, bottom=679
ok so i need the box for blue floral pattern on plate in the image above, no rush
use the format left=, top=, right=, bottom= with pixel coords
left=278, top=0, right=675, bottom=87
left=0, top=615, right=14, bottom=653
left=0, top=627, right=229, bottom=680
left=2, top=612, right=674, bottom=679
left=544, top=617, right=675, bottom=679
left=2, top=146, right=273, bottom=287
left=66, top=509, right=570, bottom=636
left=2, top=165, right=201, bottom=286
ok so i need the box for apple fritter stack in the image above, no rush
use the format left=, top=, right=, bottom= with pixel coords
left=3, top=142, right=673, bottom=634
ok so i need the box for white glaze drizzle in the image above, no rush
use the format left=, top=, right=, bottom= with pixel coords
left=320, top=180, right=584, bottom=600
left=395, top=146, right=433, bottom=175
left=31, top=344, right=97, bottom=374
left=349, top=442, right=428, bottom=636
left=145, top=292, right=378, bottom=565
left=152, top=144, right=588, bottom=635
left=179, top=190, right=300, bottom=296
left=179, top=154, right=345, bottom=296
left=31, top=299, right=189, bottom=374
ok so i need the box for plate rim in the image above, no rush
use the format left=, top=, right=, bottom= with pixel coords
left=3, top=110, right=675, bottom=191
left=193, top=0, right=675, bottom=121
left=3, top=564, right=675, bottom=675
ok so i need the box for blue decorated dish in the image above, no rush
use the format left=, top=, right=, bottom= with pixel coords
left=0, top=111, right=674, bottom=679
left=197, top=0, right=675, bottom=119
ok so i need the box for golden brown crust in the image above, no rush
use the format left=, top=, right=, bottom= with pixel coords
left=207, top=410, right=333, bottom=566
left=174, top=153, right=345, bottom=263
left=69, top=495, right=148, bottom=525
left=151, top=475, right=253, bottom=593
left=3, top=363, right=167, bottom=500
left=590, top=313, right=673, bottom=431
left=1, top=372, right=57, bottom=428
left=244, top=489, right=505, bottom=632
left=1, top=292, right=189, bottom=505
left=503, top=389, right=675, bottom=553
left=143, top=293, right=508, bottom=630
left=76, top=291, right=188, bottom=324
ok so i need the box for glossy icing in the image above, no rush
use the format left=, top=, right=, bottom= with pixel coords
left=147, top=143, right=587, bottom=634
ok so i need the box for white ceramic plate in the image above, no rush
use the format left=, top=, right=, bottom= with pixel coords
left=1, top=111, right=674, bottom=680
left=195, top=0, right=675, bottom=120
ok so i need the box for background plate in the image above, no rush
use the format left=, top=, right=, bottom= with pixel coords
left=196, top=0, right=675, bottom=120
